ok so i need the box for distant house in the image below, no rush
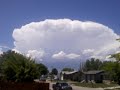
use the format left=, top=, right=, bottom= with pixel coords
left=60, top=70, right=105, bottom=83
left=60, top=71, right=83, bottom=81
left=60, top=71, right=77, bottom=80
left=83, top=70, right=104, bottom=83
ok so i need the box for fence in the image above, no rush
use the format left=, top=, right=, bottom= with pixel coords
left=0, top=82, right=49, bottom=90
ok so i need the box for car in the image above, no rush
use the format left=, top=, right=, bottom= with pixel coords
left=52, top=82, right=72, bottom=90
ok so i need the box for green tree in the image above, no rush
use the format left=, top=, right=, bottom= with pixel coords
left=0, top=50, right=48, bottom=82
left=62, top=68, right=74, bottom=72
left=36, top=63, right=48, bottom=76
left=101, top=61, right=116, bottom=81
left=51, top=68, right=58, bottom=75
left=100, top=39, right=120, bottom=84
left=110, top=53, right=120, bottom=84
left=84, top=58, right=102, bottom=71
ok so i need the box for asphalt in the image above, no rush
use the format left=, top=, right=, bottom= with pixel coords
left=71, top=85, right=103, bottom=90
left=35, top=80, right=120, bottom=90
left=49, top=82, right=104, bottom=90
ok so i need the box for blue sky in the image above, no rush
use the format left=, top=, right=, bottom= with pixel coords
left=0, top=0, right=120, bottom=48
left=1, top=0, right=120, bottom=69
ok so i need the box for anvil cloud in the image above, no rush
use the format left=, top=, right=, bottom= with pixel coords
left=12, top=19, right=120, bottom=64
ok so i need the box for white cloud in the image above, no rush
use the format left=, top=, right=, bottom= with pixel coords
left=12, top=48, right=22, bottom=54
left=105, top=55, right=112, bottom=61
left=12, top=49, right=45, bottom=62
left=52, top=51, right=80, bottom=60
left=0, top=45, right=11, bottom=55
left=66, top=53, right=80, bottom=59
left=0, top=48, right=3, bottom=55
left=52, top=51, right=66, bottom=59
left=83, top=49, right=94, bottom=54
left=12, top=19, right=120, bottom=64
left=26, top=49, right=45, bottom=62
left=0, top=46, right=11, bottom=49
left=116, top=51, right=120, bottom=53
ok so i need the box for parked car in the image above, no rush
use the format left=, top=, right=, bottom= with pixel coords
left=52, top=82, right=72, bottom=90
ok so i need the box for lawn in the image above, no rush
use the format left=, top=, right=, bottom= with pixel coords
left=72, top=82, right=119, bottom=88
left=104, top=88, right=120, bottom=90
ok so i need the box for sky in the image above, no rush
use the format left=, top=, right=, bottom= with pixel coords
left=0, top=0, right=120, bottom=69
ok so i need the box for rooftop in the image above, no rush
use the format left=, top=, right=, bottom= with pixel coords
left=83, top=70, right=104, bottom=75
left=61, top=71, right=78, bottom=75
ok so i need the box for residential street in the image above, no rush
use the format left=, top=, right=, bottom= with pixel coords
left=71, top=85, right=103, bottom=90
left=35, top=80, right=120, bottom=90
left=49, top=82, right=104, bottom=90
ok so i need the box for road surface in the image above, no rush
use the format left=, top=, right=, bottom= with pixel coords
left=71, top=85, right=103, bottom=90
left=35, top=79, right=119, bottom=90
left=49, top=82, right=104, bottom=90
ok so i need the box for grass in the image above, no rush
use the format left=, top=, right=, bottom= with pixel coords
left=104, top=88, right=120, bottom=90
left=72, top=82, right=119, bottom=88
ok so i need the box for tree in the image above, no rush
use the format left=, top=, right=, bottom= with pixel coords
left=62, top=68, right=74, bottom=72
left=100, top=39, right=120, bottom=84
left=83, top=58, right=102, bottom=71
left=36, top=63, right=48, bottom=76
left=0, top=50, right=48, bottom=82
left=110, top=53, right=120, bottom=84
left=51, top=68, right=58, bottom=75
left=101, top=61, right=116, bottom=81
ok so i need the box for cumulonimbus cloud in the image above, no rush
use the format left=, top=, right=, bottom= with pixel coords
left=12, top=19, right=120, bottom=63
left=26, top=49, right=45, bottom=62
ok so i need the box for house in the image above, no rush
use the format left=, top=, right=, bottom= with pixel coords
left=60, top=71, right=77, bottom=80
left=60, top=70, right=105, bottom=83
left=83, top=70, right=104, bottom=83
left=60, top=71, right=83, bottom=81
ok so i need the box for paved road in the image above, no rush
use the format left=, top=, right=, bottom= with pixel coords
left=35, top=80, right=119, bottom=90
left=49, top=82, right=104, bottom=90
left=71, top=85, right=103, bottom=90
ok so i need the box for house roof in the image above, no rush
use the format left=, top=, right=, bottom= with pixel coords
left=61, top=71, right=78, bottom=75
left=83, top=70, right=104, bottom=75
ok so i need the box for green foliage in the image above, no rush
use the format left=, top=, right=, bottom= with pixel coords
left=83, top=58, right=102, bottom=71
left=36, top=63, right=48, bottom=76
left=101, top=61, right=116, bottom=80
left=0, top=50, right=48, bottom=82
left=83, top=56, right=120, bottom=83
left=111, top=53, right=120, bottom=61
left=100, top=52, right=120, bottom=84
left=110, top=53, right=120, bottom=84
left=62, top=68, right=74, bottom=72
left=51, top=68, right=58, bottom=75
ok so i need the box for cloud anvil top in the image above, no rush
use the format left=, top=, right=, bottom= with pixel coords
left=11, top=19, right=120, bottom=65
